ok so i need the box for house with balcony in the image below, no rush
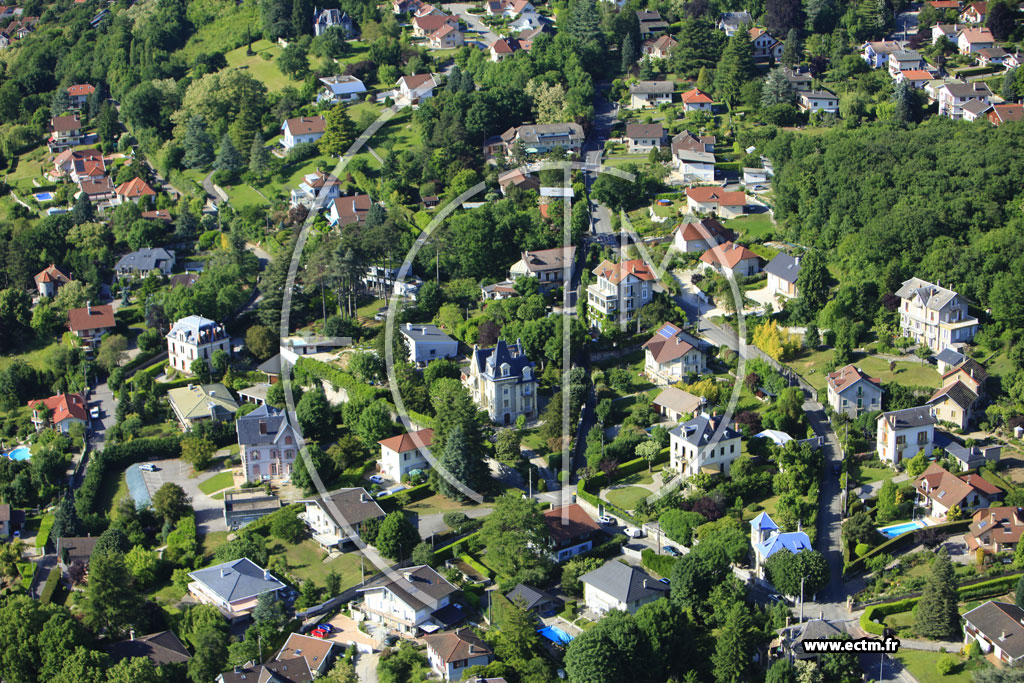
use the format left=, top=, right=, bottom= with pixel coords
left=797, top=89, right=839, bottom=113
left=28, top=392, right=89, bottom=433
left=236, top=404, right=299, bottom=482
left=938, top=80, right=992, bottom=118
left=641, top=322, right=707, bottom=385
left=914, top=463, right=1001, bottom=518
left=628, top=80, right=674, bottom=108
left=464, top=339, right=537, bottom=425
left=397, top=73, right=439, bottom=104
left=497, top=123, right=585, bottom=155
left=894, top=277, right=979, bottom=350
left=48, top=115, right=83, bottom=151
left=927, top=380, right=979, bottom=430
left=508, top=246, right=575, bottom=293
left=671, top=129, right=716, bottom=181
left=877, top=406, right=936, bottom=466
left=280, top=116, right=326, bottom=150
left=290, top=170, right=341, bottom=208
left=301, top=488, right=385, bottom=549
left=424, top=629, right=493, bottom=681
left=887, top=49, right=925, bottom=78
left=66, top=84, right=94, bottom=110
left=942, top=357, right=987, bottom=398
left=317, top=75, right=367, bottom=103
left=963, top=601, right=1024, bottom=666
left=966, top=507, right=1024, bottom=554
left=544, top=504, right=601, bottom=562
left=187, top=558, right=285, bottom=622
left=669, top=413, right=742, bottom=477
left=357, top=565, right=460, bottom=634
left=327, top=193, right=371, bottom=226
left=749, top=27, right=783, bottom=59
left=67, top=302, right=114, bottom=352
left=826, top=364, right=882, bottom=418
left=378, top=428, right=434, bottom=481
left=166, top=315, right=231, bottom=374
left=586, top=258, right=656, bottom=329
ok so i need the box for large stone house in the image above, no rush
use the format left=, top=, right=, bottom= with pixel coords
left=464, top=339, right=538, bottom=425
left=166, top=315, right=231, bottom=374
left=586, top=258, right=656, bottom=329
left=669, top=413, right=742, bottom=477
left=894, top=277, right=979, bottom=351
left=877, top=406, right=936, bottom=466
left=236, top=405, right=298, bottom=482
left=826, top=364, right=882, bottom=418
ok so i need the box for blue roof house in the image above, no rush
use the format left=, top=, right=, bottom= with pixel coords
left=750, top=511, right=812, bottom=581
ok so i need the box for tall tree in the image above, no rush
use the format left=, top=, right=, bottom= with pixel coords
left=986, top=0, right=1015, bottom=41
left=374, top=511, right=419, bottom=561
left=433, top=423, right=487, bottom=501
left=715, top=30, right=755, bottom=106
left=621, top=33, right=639, bottom=72
left=671, top=17, right=722, bottom=78
left=81, top=551, right=142, bottom=637
left=319, top=104, right=357, bottom=156
left=564, top=611, right=650, bottom=683
left=50, top=89, right=71, bottom=116
left=781, top=28, right=802, bottom=67
left=765, top=0, right=806, bottom=36
left=762, top=68, right=796, bottom=106
left=712, top=603, right=756, bottom=683
left=915, top=549, right=959, bottom=638
left=479, top=492, right=551, bottom=585
left=793, top=249, right=829, bottom=322
left=53, top=492, right=82, bottom=540
left=291, top=0, right=314, bottom=36
left=182, top=116, right=214, bottom=169
left=634, top=599, right=693, bottom=681
left=214, top=134, right=242, bottom=173
left=893, top=78, right=912, bottom=123
left=249, top=132, right=269, bottom=179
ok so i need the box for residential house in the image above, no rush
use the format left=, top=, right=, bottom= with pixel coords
left=962, top=99, right=992, bottom=121
left=935, top=347, right=967, bottom=374
left=946, top=440, right=1001, bottom=472
left=106, top=632, right=191, bottom=668
left=927, top=380, right=979, bottom=429
left=699, top=241, right=761, bottom=278
left=1004, top=51, right=1024, bottom=68
left=188, top=558, right=286, bottom=621
left=412, top=13, right=457, bottom=37
left=933, top=23, right=963, bottom=44
left=764, top=252, right=801, bottom=299
left=497, top=168, right=541, bottom=195
left=671, top=130, right=716, bottom=182
left=481, top=280, right=518, bottom=300
left=943, top=357, right=988, bottom=398
left=34, top=263, right=71, bottom=298
left=586, top=258, right=656, bottom=328
left=777, top=619, right=847, bottom=660
left=415, top=3, right=443, bottom=17
left=861, top=40, right=903, bottom=68
left=66, top=84, right=94, bottom=110
left=544, top=504, right=602, bottom=562
left=430, top=24, right=464, bottom=48
left=290, top=169, right=341, bottom=208
left=580, top=561, right=668, bottom=614
left=357, top=565, right=460, bottom=634
left=498, top=123, right=585, bottom=155
left=965, top=507, right=1024, bottom=554
left=489, top=37, right=528, bottom=61
left=926, top=0, right=960, bottom=8
left=379, top=428, right=434, bottom=481
left=743, top=167, right=769, bottom=186
left=113, top=177, right=157, bottom=205
left=938, top=80, right=993, bottom=118
left=361, top=265, right=422, bottom=300
left=636, top=9, right=668, bottom=38
left=877, top=406, right=936, bottom=465
left=887, top=49, right=925, bottom=78
left=505, top=584, right=562, bottom=615
left=669, top=412, right=742, bottom=477
left=79, top=177, right=115, bottom=202
left=896, top=69, right=934, bottom=88
left=750, top=511, right=813, bottom=579
left=114, top=247, right=175, bottom=277
left=674, top=217, right=731, bottom=253
left=977, top=46, right=1009, bottom=65
left=237, top=404, right=299, bottom=482
left=958, top=27, right=995, bottom=54
left=48, top=115, right=83, bottom=151
left=960, top=1, right=987, bottom=23
left=680, top=87, right=714, bottom=112
left=313, top=8, right=353, bottom=36
left=52, top=148, right=105, bottom=183
left=401, top=323, right=459, bottom=366
left=989, top=103, right=1024, bottom=125
left=781, top=67, right=813, bottom=91
left=317, top=75, right=367, bottom=104
left=507, top=246, right=576, bottom=293
left=0, top=15, right=37, bottom=48
left=624, top=123, right=666, bottom=153
left=963, top=601, right=1024, bottom=666
left=826, top=365, right=882, bottom=419
left=166, top=315, right=230, bottom=374
left=280, top=116, right=326, bottom=150
left=464, top=339, right=538, bottom=424
left=216, top=658, right=312, bottom=683
left=424, top=629, right=493, bottom=681
left=67, top=302, right=115, bottom=351
left=686, top=187, right=747, bottom=218
left=0, top=505, right=24, bottom=538
left=756, top=429, right=794, bottom=446
left=642, top=322, right=707, bottom=385
left=894, top=277, right=979, bottom=349
left=914, top=462, right=1001, bottom=518
left=797, top=89, right=839, bottom=113
left=397, top=73, right=440, bottom=103
left=628, top=80, right=674, bottom=109
left=56, top=535, right=99, bottom=575
left=642, top=34, right=677, bottom=59
left=717, top=11, right=752, bottom=36
left=166, top=383, right=239, bottom=430
left=392, top=0, right=422, bottom=13
left=327, top=193, right=371, bottom=226
left=653, top=387, right=703, bottom=422
left=749, top=27, right=783, bottom=59
left=277, top=633, right=336, bottom=677
left=301, top=487, right=385, bottom=549
left=28, top=392, right=89, bottom=433
left=142, top=209, right=173, bottom=224
left=223, top=489, right=281, bottom=530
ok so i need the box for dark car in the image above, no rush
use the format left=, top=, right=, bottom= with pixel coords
left=833, top=462, right=842, bottom=476
left=662, top=545, right=681, bottom=557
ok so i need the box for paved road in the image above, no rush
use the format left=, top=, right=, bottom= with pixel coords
left=582, top=88, right=618, bottom=237
left=137, top=457, right=229, bottom=533
left=416, top=507, right=491, bottom=543
left=29, top=554, right=56, bottom=599
left=355, top=651, right=379, bottom=683
left=445, top=3, right=497, bottom=45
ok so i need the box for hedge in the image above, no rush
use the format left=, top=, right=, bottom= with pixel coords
left=844, top=518, right=973, bottom=576
left=641, top=548, right=679, bottom=579
left=576, top=481, right=637, bottom=524
left=433, top=530, right=482, bottom=563
left=36, top=513, right=54, bottom=551
left=859, top=573, right=1024, bottom=635
left=459, top=553, right=492, bottom=579
left=377, top=482, right=432, bottom=512
left=77, top=436, right=183, bottom=517
left=581, top=448, right=670, bottom=493
left=236, top=503, right=304, bottom=538
left=39, top=566, right=62, bottom=605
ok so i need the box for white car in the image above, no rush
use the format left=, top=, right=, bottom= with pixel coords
left=369, top=475, right=385, bottom=484
left=139, top=463, right=158, bottom=472
left=89, top=407, right=100, bottom=419
left=597, top=515, right=616, bottom=526
left=624, top=527, right=644, bottom=538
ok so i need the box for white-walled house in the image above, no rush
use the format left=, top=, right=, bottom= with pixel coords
left=401, top=323, right=459, bottom=366
left=357, top=565, right=459, bottom=634
left=827, top=364, right=883, bottom=418
left=669, top=413, right=742, bottom=477
left=281, top=116, right=326, bottom=150
left=586, top=258, right=656, bottom=328
left=699, top=241, right=761, bottom=278
left=317, top=75, right=367, bottom=104
left=641, top=322, right=707, bottom=385
left=166, top=315, right=231, bottom=374
left=674, top=217, right=730, bottom=253
left=237, top=405, right=298, bottom=482
left=301, top=488, right=385, bottom=549
left=628, top=80, right=673, bottom=108
left=581, top=561, right=668, bottom=615
left=464, top=339, right=538, bottom=425
left=397, top=73, right=439, bottom=104
left=963, top=602, right=1024, bottom=666
left=877, top=406, right=936, bottom=466
left=797, top=89, right=839, bottom=113
left=764, top=252, right=800, bottom=299
left=378, top=428, right=434, bottom=481
left=895, top=277, right=979, bottom=350
left=424, top=629, right=493, bottom=681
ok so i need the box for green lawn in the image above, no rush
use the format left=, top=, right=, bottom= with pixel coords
left=201, top=530, right=230, bottom=560
left=405, top=494, right=488, bottom=517
left=724, top=213, right=775, bottom=240
left=270, top=540, right=378, bottom=589
left=604, top=486, right=651, bottom=511
left=100, top=471, right=130, bottom=518
left=150, top=581, right=188, bottom=611
left=180, top=1, right=258, bottom=61
left=198, top=471, right=235, bottom=495
left=224, top=39, right=310, bottom=92
left=787, top=348, right=941, bottom=394
left=224, top=183, right=270, bottom=207
left=0, top=339, right=60, bottom=372
left=850, top=459, right=897, bottom=488
left=894, top=650, right=989, bottom=683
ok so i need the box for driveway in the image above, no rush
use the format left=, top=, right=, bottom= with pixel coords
left=444, top=3, right=497, bottom=44
left=355, top=651, right=379, bottom=683
left=417, top=507, right=491, bottom=543
left=325, top=614, right=380, bottom=652
left=135, top=457, right=229, bottom=533
left=86, top=381, right=117, bottom=454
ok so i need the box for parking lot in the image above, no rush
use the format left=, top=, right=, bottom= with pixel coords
left=134, top=457, right=229, bottom=533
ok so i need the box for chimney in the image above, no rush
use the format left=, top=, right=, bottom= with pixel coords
left=221, top=567, right=228, bottom=577
left=86, top=300, right=91, bottom=314
left=130, top=630, right=135, bottom=641
left=264, top=569, right=272, bottom=581
left=643, top=579, right=648, bottom=589
left=1001, top=630, right=1008, bottom=641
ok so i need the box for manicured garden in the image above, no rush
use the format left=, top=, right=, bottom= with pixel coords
left=198, top=471, right=235, bottom=495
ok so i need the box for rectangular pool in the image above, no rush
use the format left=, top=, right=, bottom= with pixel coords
left=33, top=192, right=53, bottom=202
left=877, top=520, right=926, bottom=538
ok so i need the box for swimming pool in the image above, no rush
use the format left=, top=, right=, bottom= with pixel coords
left=33, top=192, right=53, bottom=202
left=537, top=626, right=574, bottom=645
left=877, top=519, right=926, bottom=538
left=6, top=446, right=31, bottom=461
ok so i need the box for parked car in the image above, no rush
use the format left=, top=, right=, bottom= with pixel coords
left=624, top=527, right=644, bottom=538
left=316, top=624, right=333, bottom=633
left=659, top=577, right=670, bottom=585
left=89, top=407, right=100, bottom=419
left=310, top=628, right=328, bottom=639
left=369, top=474, right=385, bottom=484
left=139, top=463, right=158, bottom=472
left=662, top=545, right=680, bottom=557
left=832, top=462, right=842, bottom=476
left=597, top=515, right=616, bottom=526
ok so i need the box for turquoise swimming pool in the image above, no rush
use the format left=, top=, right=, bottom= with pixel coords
left=6, top=446, right=31, bottom=461
left=877, top=519, right=926, bottom=538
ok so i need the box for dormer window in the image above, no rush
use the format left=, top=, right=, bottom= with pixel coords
left=501, top=363, right=510, bottom=377
left=523, top=366, right=531, bottom=380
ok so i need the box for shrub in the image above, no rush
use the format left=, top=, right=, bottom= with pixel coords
left=855, top=543, right=871, bottom=557
left=935, top=655, right=958, bottom=676
left=39, top=567, right=62, bottom=605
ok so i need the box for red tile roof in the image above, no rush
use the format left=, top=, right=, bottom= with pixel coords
left=699, top=241, right=760, bottom=269
left=686, top=186, right=747, bottom=206
left=115, top=177, right=156, bottom=198
left=67, top=84, right=94, bottom=97
left=680, top=88, right=713, bottom=104
left=826, top=364, right=881, bottom=393
left=592, top=258, right=656, bottom=284
left=67, top=303, right=114, bottom=332
left=900, top=69, right=933, bottom=80
left=544, top=504, right=600, bottom=544
left=34, top=264, right=71, bottom=285
left=28, top=392, right=88, bottom=423
left=378, top=428, right=433, bottom=453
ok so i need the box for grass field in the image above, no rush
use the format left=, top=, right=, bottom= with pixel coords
left=724, top=213, right=775, bottom=240
left=604, top=486, right=651, bottom=510
left=180, top=1, right=258, bottom=61
left=406, top=494, right=487, bottom=517
left=270, top=539, right=376, bottom=589
left=850, top=458, right=897, bottom=488
left=198, top=471, right=235, bottom=495
left=787, top=348, right=941, bottom=394
left=0, top=339, right=60, bottom=372
left=100, top=471, right=129, bottom=517
left=201, top=530, right=230, bottom=559
left=224, top=40, right=309, bottom=92
left=894, top=650, right=988, bottom=683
